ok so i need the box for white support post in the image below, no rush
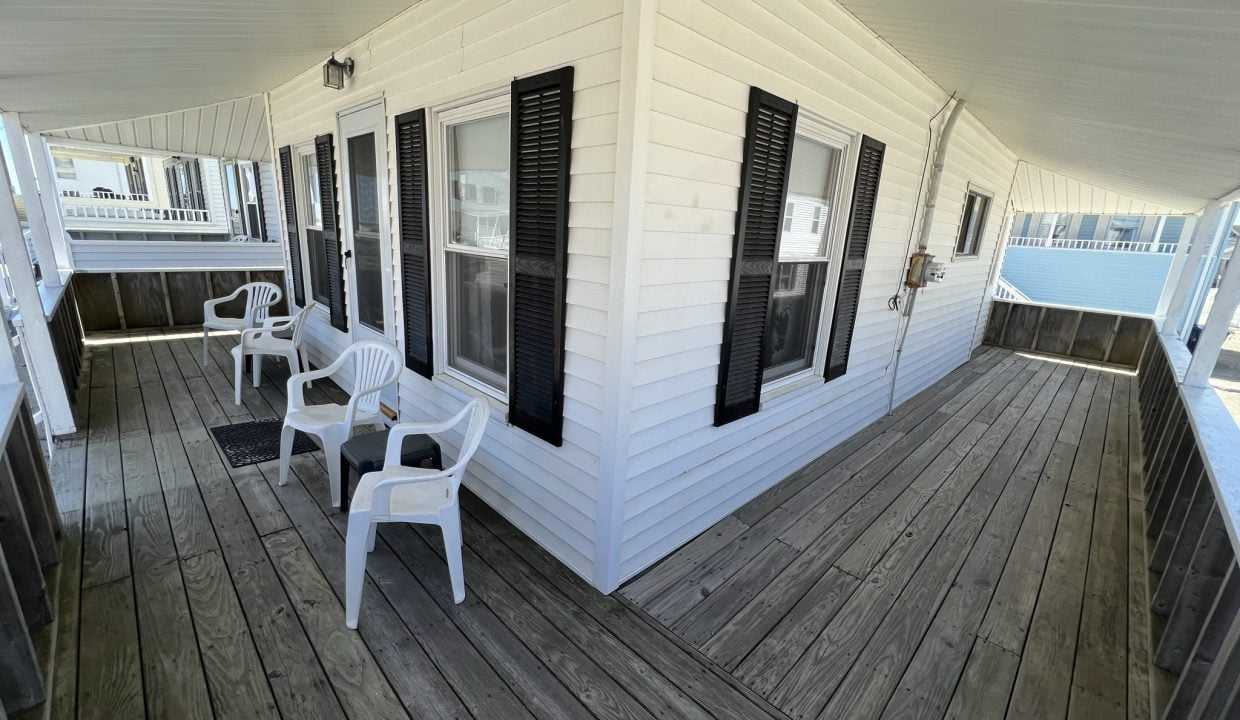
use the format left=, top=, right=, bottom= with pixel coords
left=1157, top=214, right=1205, bottom=324
left=29, top=135, right=72, bottom=273
left=1184, top=226, right=1240, bottom=387
left=0, top=138, right=74, bottom=434
left=1164, top=201, right=1226, bottom=336
left=1151, top=215, right=1167, bottom=252
left=1182, top=202, right=1240, bottom=339
left=1, top=112, right=61, bottom=288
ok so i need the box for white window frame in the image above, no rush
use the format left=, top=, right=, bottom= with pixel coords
left=762, top=115, right=859, bottom=394
left=954, top=184, right=993, bottom=258
left=427, top=91, right=511, bottom=403
left=293, top=142, right=330, bottom=312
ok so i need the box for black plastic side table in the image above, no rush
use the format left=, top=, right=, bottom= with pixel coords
left=339, top=429, right=442, bottom=511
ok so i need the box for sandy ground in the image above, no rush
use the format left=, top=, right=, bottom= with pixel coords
left=1210, top=331, right=1240, bottom=428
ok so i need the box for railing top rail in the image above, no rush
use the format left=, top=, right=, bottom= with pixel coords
left=1009, top=236, right=1178, bottom=253
left=990, top=297, right=1155, bottom=320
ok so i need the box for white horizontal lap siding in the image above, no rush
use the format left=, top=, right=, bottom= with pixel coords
left=267, top=0, right=623, bottom=584
left=616, top=0, right=1017, bottom=579
left=67, top=240, right=284, bottom=272
left=895, top=116, right=1018, bottom=404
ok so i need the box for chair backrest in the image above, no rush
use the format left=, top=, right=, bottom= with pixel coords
left=243, top=282, right=283, bottom=325
left=287, top=305, right=311, bottom=347
left=442, top=399, right=491, bottom=489
left=344, top=341, right=402, bottom=415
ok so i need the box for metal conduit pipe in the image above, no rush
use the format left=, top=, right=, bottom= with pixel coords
left=887, top=97, right=966, bottom=413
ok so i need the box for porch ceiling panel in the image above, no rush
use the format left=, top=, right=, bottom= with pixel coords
left=1011, top=161, right=1191, bottom=216
left=0, top=0, right=421, bottom=132
left=44, top=95, right=272, bottom=162
left=835, top=0, right=1240, bottom=213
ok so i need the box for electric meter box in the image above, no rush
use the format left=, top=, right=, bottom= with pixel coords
left=906, top=252, right=946, bottom=288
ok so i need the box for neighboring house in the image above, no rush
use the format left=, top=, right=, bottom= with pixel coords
left=1000, top=211, right=1195, bottom=315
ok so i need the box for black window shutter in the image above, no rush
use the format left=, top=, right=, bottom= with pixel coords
left=315, top=133, right=347, bottom=332
left=395, top=109, right=433, bottom=379
left=825, top=135, right=885, bottom=381
left=277, top=146, right=305, bottom=306
left=251, top=160, right=267, bottom=242
left=508, top=66, right=574, bottom=446
left=714, top=87, right=799, bottom=426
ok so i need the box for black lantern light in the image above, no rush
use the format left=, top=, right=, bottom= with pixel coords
left=322, top=53, right=354, bottom=90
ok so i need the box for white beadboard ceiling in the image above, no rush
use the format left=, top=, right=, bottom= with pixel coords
left=835, top=0, right=1240, bottom=213
left=0, top=0, right=420, bottom=132
left=45, top=96, right=273, bottom=162
left=1011, top=161, right=1188, bottom=216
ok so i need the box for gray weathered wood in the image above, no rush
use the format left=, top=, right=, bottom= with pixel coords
left=1165, top=565, right=1239, bottom=718
left=0, top=546, right=43, bottom=713
left=1156, top=509, right=1234, bottom=673
left=77, top=580, right=142, bottom=720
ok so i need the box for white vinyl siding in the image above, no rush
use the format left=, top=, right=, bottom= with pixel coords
left=617, top=0, right=1019, bottom=579
left=268, top=0, right=623, bottom=582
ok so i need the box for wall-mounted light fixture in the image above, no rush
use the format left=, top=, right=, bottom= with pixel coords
left=322, top=53, right=355, bottom=90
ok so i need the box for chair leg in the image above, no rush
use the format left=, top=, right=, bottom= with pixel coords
left=366, top=522, right=377, bottom=553
left=286, top=351, right=301, bottom=379
left=440, top=511, right=465, bottom=604
left=278, top=423, right=296, bottom=486
left=252, top=354, right=263, bottom=388
left=323, top=428, right=348, bottom=508
left=202, top=327, right=210, bottom=367
left=301, top=349, right=312, bottom=388
left=233, top=352, right=244, bottom=406
left=344, top=512, right=370, bottom=630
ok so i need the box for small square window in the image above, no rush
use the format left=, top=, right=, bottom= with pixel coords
left=955, top=190, right=991, bottom=256
left=783, top=201, right=795, bottom=232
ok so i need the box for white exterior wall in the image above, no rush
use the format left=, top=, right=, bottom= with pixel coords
left=268, top=0, right=625, bottom=582
left=615, top=0, right=1020, bottom=579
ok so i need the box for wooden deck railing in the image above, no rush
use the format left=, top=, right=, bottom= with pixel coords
left=0, top=384, right=60, bottom=714
left=984, top=299, right=1153, bottom=367
left=1137, top=332, right=1240, bottom=718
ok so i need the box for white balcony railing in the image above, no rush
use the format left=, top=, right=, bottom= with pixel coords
left=994, top=277, right=1030, bottom=301
left=1009, top=235, right=1178, bottom=253
left=63, top=204, right=209, bottom=223
left=59, top=189, right=151, bottom=202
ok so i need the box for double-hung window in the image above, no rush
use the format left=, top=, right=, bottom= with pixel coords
left=297, top=146, right=330, bottom=306
left=762, top=124, right=850, bottom=385
left=955, top=189, right=991, bottom=256
left=436, top=97, right=511, bottom=395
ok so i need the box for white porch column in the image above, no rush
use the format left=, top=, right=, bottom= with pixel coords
left=29, top=135, right=72, bottom=272
left=1184, top=229, right=1240, bottom=387
left=0, top=142, right=74, bottom=434
left=1162, top=201, right=1226, bottom=336
left=1, top=112, right=62, bottom=288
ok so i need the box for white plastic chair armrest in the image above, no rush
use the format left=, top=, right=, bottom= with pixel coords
left=384, top=420, right=460, bottom=466
left=286, top=365, right=337, bottom=409
left=203, top=288, right=244, bottom=322
left=261, top=315, right=295, bottom=330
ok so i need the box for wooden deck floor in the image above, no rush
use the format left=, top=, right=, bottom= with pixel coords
left=42, top=336, right=1150, bottom=720
left=45, top=330, right=785, bottom=720
left=621, top=348, right=1152, bottom=720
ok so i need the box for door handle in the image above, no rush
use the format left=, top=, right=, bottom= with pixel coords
left=343, top=249, right=353, bottom=262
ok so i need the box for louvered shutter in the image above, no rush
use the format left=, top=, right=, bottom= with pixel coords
left=714, top=88, right=799, bottom=426
left=824, top=135, right=885, bottom=382
left=1077, top=214, right=1099, bottom=241
left=277, top=146, right=305, bottom=306
left=395, top=110, right=433, bottom=379
left=508, top=66, right=574, bottom=445
left=315, top=133, right=347, bottom=332
left=251, top=161, right=267, bottom=242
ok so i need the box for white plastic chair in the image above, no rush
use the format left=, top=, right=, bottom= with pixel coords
left=344, top=398, right=490, bottom=628
left=231, top=305, right=311, bottom=405
left=202, top=281, right=282, bottom=366
left=278, top=341, right=403, bottom=507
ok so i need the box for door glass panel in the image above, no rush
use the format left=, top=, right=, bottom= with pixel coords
left=223, top=163, right=244, bottom=235
left=447, top=114, right=509, bottom=251
left=347, top=132, right=385, bottom=333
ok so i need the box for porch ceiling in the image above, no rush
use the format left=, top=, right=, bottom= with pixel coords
left=835, top=0, right=1240, bottom=213
left=0, top=0, right=421, bottom=132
